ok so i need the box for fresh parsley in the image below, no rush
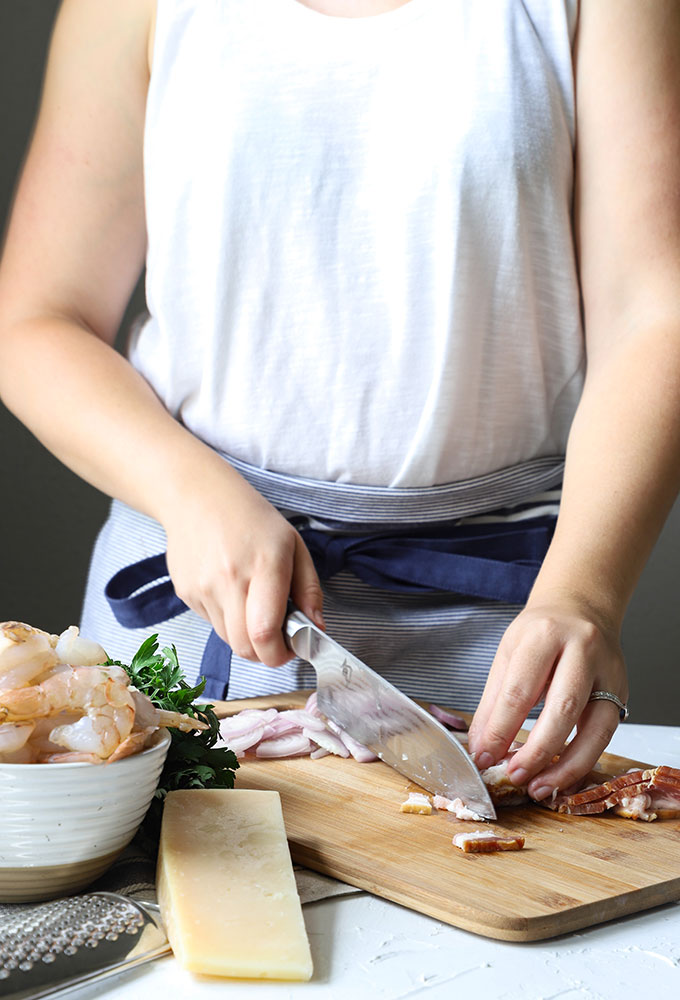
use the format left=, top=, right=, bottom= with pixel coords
left=108, top=635, right=239, bottom=851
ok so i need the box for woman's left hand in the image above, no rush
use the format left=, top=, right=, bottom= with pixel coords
left=467, top=597, right=628, bottom=801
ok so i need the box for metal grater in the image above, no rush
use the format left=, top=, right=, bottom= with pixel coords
left=0, top=892, right=170, bottom=1000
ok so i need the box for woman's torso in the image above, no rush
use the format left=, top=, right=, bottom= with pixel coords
left=132, top=0, right=583, bottom=488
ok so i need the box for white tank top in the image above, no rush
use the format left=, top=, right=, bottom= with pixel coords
left=132, top=0, right=583, bottom=488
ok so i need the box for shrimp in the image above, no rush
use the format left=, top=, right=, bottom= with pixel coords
left=106, top=730, right=151, bottom=763
left=0, top=666, right=136, bottom=759
left=0, top=621, right=58, bottom=690
left=0, top=622, right=209, bottom=761
left=55, top=625, right=108, bottom=667
left=50, top=704, right=136, bottom=759
left=0, top=720, right=36, bottom=762
left=0, top=664, right=208, bottom=761
left=0, top=622, right=107, bottom=693
left=26, top=714, right=81, bottom=754
left=38, top=750, right=103, bottom=764
left=0, top=665, right=133, bottom=721
left=129, top=688, right=209, bottom=734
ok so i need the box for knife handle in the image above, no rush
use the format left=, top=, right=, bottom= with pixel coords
left=283, top=602, right=310, bottom=645
left=283, top=603, right=324, bottom=661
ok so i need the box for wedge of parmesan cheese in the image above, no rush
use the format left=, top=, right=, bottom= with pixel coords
left=157, top=789, right=313, bottom=981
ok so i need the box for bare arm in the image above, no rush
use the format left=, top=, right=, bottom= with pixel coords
left=0, top=0, right=323, bottom=664
left=468, top=0, right=680, bottom=796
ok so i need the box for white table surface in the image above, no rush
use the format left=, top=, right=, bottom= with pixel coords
left=71, top=723, right=680, bottom=1000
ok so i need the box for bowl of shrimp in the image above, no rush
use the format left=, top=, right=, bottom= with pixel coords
left=0, top=621, right=201, bottom=903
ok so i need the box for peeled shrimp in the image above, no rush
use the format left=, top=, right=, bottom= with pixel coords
left=0, top=666, right=136, bottom=759
left=0, top=663, right=208, bottom=761
left=0, top=622, right=107, bottom=693
left=0, top=666, right=134, bottom=721
left=55, top=625, right=108, bottom=667
left=38, top=750, right=104, bottom=764
left=0, top=622, right=208, bottom=763
left=0, top=720, right=37, bottom=762
left=0, top=621, right=58, bottom=690
left=50, top=705, right=136, bottom=759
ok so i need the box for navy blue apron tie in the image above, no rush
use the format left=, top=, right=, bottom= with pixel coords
left=104, top=515, right=556, bottom=701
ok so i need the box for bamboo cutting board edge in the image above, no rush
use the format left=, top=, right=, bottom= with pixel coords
left=214, top=692, right=680, bottom=941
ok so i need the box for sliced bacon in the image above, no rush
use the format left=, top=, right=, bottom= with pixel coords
left=400, top=792, right=433, bottom=815
left=432, top=795, right=486, bottom=822
left=480, top=756, right=530, bottom=806
left=554, top=770, right=646, bottom=808
left=647, top=766, right=680, bottom=797
left=452, top=829, right=525, bottom=853
left=551, top=797, right=612, bottom=815
left=650, top=765, right=680, bottom=786
left=612, top=793, right=656, bottom=822
left=548, top=765, right=680, bottom=819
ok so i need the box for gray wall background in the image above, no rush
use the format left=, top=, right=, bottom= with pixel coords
left=1, top=1, right=678, bottom=723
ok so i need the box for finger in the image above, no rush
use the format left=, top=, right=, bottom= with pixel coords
left=222, top=585, right=258, bottom=662
left=467, top=646, right=511, bottom=756
left=505, top=645, right=593, bottom=786
left=525, top=699, right=622, bottom=800
left=290, top=535, right=325, bottom=629
left=245, top=562, right=294, bottom=668
left=470, top=626, right=562, bottom=769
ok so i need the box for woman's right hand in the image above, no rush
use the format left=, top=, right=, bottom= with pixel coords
left=162, top=462, right=325, bottom=667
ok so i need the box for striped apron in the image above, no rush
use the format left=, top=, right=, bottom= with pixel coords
left=80, top=453, right=563, bottom=710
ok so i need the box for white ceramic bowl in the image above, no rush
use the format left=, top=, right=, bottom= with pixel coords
left=0, top=728, right=170, bottom=902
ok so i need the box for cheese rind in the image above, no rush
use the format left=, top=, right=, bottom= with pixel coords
left=157, top=789, right=313, bottom=980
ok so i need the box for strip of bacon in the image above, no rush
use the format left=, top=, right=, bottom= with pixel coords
left=550, top=797, right=611, bottom=815
left=479, top=757, right=530, bottom=806
left=400, top=792, right=433, bottom=815
left=432, top=795, right=486, bottom=822
left=554, top=770, right=647, bottom=808
left=651, top=765, right=680, bottom=785
left=647, top=766, right=680, bottom=797
left=452, top=829, right=525, bottom=853
left=546, top=765, right=680, bottom=819
left=612, top=793, right=656, bottom=822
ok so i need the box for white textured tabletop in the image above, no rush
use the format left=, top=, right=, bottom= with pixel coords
left=72, top=724, right=680, bottom=1000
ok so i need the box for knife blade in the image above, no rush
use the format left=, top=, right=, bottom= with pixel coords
left=284, top=607, right=496, bottom=820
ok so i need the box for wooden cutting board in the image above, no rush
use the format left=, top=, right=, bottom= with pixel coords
left=214, top=691, right=680, bottom=942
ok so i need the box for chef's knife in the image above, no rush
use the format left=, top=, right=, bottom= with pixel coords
left=284, top=606, right=496, bottom=820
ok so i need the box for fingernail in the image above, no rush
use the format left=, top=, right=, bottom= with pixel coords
left=476, top=752, right=494, bottom=770
left=531, top=785, right=553, bottom=801
left=509, top=767, right=528, bottom=786
left=312, top=610, right=326, bottom=630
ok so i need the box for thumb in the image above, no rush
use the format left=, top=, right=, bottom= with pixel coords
left=291, top=534, right=325, bottom=630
